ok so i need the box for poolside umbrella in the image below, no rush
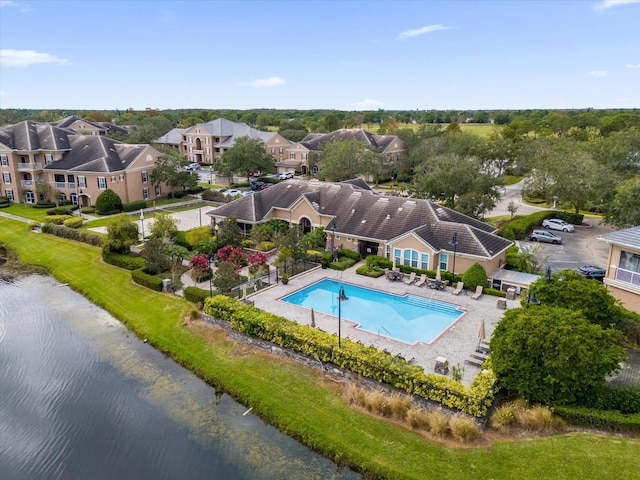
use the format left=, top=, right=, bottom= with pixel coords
left=311, top=308, right=316, bottom=328
left=436, top=268, right=441, bottom=281
left=478, top=319, right=486, bottom=344
left=242, top=285, right=248, bottom=299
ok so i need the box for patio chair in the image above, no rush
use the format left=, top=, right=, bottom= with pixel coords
left=392, top=266, right=404, bottom=280
left=403, top=271, right=417, bottom=285
left=414, top=274, right=427, bottom=287
left=471, top=285, right=484, bottom=300
left=452, top=281, right=464, bottom=295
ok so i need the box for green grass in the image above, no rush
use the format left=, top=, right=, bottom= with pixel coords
left=1, top=216, right=639, bottom=480
left=0, top=203, right=52, bottom=221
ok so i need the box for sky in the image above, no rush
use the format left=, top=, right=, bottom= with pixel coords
left=1, top=0, right=639, bottom=111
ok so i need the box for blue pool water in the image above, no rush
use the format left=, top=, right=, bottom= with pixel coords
left=281, top=279, right=464, bottom=344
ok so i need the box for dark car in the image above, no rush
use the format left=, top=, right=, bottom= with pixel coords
left=578, top=265, right=606, bottom=281
left=250, top=180, right=266, bottom=191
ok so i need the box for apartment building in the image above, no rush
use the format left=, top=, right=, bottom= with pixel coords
left=0, top=120, right=162, bottom=207
left=155, top=118, right=291, bottom=165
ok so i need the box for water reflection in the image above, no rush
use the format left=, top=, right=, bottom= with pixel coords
left=0, top=276, right=359, bottom=480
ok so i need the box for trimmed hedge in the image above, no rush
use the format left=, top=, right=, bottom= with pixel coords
left=355, top=265, right=385, bottom=278
left=484, top=287, right=507, bottom=298
left=580, top=385, right=640, bottom=414
left=122, top=200, right=147, bottom=212
left=553, top=405, right=640, bottom=432
left=131, top=268, right=163, bottom=291
left=338, top=248, right=361, bottom=261
left=102, top=250, right=147, bottom=270
left=47, top=206, right=74, bottom=215
left=42, top=214, right=74, bottom=225
left=33, top=202, right=56, bottom=209
left=41, top=223, right=103, bottom=247
left=205, top=295, right=498, bottom=417
left=329, top=258, right=356, bottom=271
left=497, top=210, right=585, bottom=240
left=184, top=286, right=213, bottom=304
left=63, top=217, right=84, bottom=229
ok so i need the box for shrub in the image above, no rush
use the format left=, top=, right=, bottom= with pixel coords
left=241, top=239, right=255, bottom=249
left=427, top=411, right=449, bottom=437
left=462, top=263, right=488, bottom=291
left=201, top=189, right=226, bottom=202
left=517, top=405, right=556, bottom=431
left=367, top=391, right=393, bottom=417
left=0, top=195, right=10, bottom=205
left=184, top=286, right=212, bottom=305
left=42, top=214, right=73, bottom=225
left=329, top=258, right=356, bottom=271
left=553, top=405, right=640, bottom=432
left=580, top=385, right=640, bottom=414
left=173, top=230, right=191, bottom=250
left=552, top=211, right=584, bottom=225
left=34, top=201, right=56, bottom=209
left=102, top=250, right=147, bottom=270
left=338, top=248, right=360, bottom=261
left=407, top=408, right=431, bottom=430
left=259, top=241, right=275, bottom=252
left=63, top=217, right=84, bottom=229
left=81, top=206, right=94, bottom=214
left=365, top=255, right=393, bottom=270
left=172, top=190, right=187, bottom=199
left=48, top=206, right=73, bottom=215
left=122, top=200, right=147, bottom=212
left=185, top=226, right=213, bottom=249
left=449, top=415, right=479, bottom=442
left=131, top=268, right=163, bottom=291
left=41, top=223, right=103, bottom=247
left=95, top=189, right=123, bottom=215
left=490, top=403, right=519, bottom=431
left=389, top=392, right=412, bottom=421
left=355, top=265, right=385, bottom=278
left=484, top=287, right=506, bottom=297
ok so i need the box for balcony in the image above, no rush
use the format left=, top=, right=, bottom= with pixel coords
left=21, top=180, right=33, bottom=187
left=615, top=267, right=640, bottom=287
left=18, top=162, right=43, bottom=171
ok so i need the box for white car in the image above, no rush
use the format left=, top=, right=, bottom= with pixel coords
left=542, top=218, right=575, bottom=232
left=223, top=189, right=243, bottom=197
left=278, top=172, right=294, bottom=180
left=184, top=163, right=200, bottom=171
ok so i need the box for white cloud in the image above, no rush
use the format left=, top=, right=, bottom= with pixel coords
left=595, top=0, right=640, bottom=10
left=587, top=70, right=608, bottom=77
left=0, top=49, right=69, bottom=67
left=397, top=24, right=452, bottom=40
left=0, top=89, right=6, bottom=97
left=0, top=1, right=32, bottom=12
left=353, top=99, right=384, bottom=109
left=627, top=64, right=640, bottom=69
left=241, top=76, right=287, bottom=88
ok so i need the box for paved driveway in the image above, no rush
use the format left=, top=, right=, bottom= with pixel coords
left=519, top=218, right=614, bottom=274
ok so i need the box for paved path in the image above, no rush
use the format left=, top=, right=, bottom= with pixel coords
left=0, top=211, right=33, bottom=223
left=489, top=179, right=548, bottom=217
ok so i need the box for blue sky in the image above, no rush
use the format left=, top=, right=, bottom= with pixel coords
left=1, top=0, right=639, bottom=111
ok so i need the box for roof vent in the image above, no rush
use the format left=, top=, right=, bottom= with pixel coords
left=377, top=197, right=389, bottom=202
left=436, top=207, right=445, bottom=215
left=361, top=219, right=366, bottom=224
left=405, top=200, right=416, bottom=205
left=351, top=209, right=356, bottom=214
left=397, top=207, right=403, bottom=212
left=386, top=214, right=391, bottom=220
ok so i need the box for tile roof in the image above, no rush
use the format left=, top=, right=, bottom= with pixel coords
left=208, top=179, right=511, bottom=259
left=599, top=226, right=640, bottom=248
left=299, top=129, right=403, bottom=153
left=44, top=135, right=147, bottom=173
left=0, top=120, right=74, bottom=151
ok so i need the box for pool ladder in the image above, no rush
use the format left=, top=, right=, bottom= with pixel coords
left=378, top=326, right=391, bottom=338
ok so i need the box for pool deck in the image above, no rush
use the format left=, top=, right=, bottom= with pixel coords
left=247, top=266, right=520, bottom=386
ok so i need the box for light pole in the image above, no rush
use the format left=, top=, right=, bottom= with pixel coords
left=448, top=233, right=458, bottom=276
left=139, top=209, right=145, bottom=242
left=208, top=250, right=214, bottom=297
left=337, top=285, right=348, bottom=347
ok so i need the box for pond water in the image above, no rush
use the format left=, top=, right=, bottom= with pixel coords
left=0, top=275, right=360, bottom=480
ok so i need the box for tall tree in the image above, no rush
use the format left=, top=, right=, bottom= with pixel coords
left=150, top=154, right=182, bottom=197
left=218, top=136, right=275, bottom=184
left=316, top=139, right=380, bottom=182
left=604, top=177, right=640, bottom=229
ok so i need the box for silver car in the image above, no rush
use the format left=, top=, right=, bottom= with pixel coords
left=542, top=218, right=575, bottom=232
left=529, top=229, right=562, bottom=244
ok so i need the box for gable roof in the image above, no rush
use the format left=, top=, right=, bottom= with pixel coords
left=208, top=179, right=511, bottom=259
left=599, top=226, right=640, bottom=249
left=52, top=115, right=129, bottom=135
left=299, top=129, right=403, bottom=153
left=44, top=135, right=150, bottom=173
left=0, top=120, right=74, bottom=152
left=156, top=127, right=186, bottom=144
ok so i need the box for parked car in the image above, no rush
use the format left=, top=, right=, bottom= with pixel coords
left=184, top=163, right=200, bottom=171
left=578, top=265, right=606, bottom=281
left=248, top=170, right=261, bottom=177
left=279, top=172, right=294, bottom=180
left=250, top=180, right=265, bottom=191
left=223, top=189, right=243, bottom=197
left=542, top=218, right=575, bottom=232
left=529, top=229, right=562, bottom=244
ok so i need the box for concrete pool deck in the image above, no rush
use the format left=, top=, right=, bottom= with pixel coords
left=246, top=265, right=520, bottom=386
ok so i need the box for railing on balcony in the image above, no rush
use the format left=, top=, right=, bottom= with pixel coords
left=17, top=162, right=43, bottom=170
left=615, top=267, right=640, bottom=287
left=21, top=180, right=33, bottom=187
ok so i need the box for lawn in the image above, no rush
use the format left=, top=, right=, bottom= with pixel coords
left=1, top=217, right=639, bottom=480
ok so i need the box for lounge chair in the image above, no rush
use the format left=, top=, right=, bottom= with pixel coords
left=403, top=271, right=417, bottom=285
left=471, top=285, right=484, bottom=300
left=452, top=281, right=464, bottom=295
left=414, top=274, right=427, bottom=287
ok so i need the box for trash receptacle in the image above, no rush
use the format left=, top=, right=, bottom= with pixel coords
left=506, top=287, right=516, bottom=300
left=321, top=261, right=328, bottom=269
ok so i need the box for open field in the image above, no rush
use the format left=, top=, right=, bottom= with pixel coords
left=1, top=217, right=639, bottom=480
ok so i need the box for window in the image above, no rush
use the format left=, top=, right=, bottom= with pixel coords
left=70, top=193, right=77, bottom=205
left=155, top=186, right=161, bottom=196
left=143, top=188, right=149, bottom=200
left=24, top=191, right=35, bottom=204
left=271, top=148, right=275, bottom=154
left=290, top=153, right=296, bottom=159
left=78, top=176, right=86, bottom=188
left=421, top=253, right=429, bottom=270
left=119, top=174, right=125, bottom=181
left=59, top=193, right=67, bottom=201
left=141, top=171, right=148, bottom=183
left=302, top=153, right=307, bottom=160
left=1, top=154, right=8, bottom=166
left=205, top=137, right=209, bottom=145
left=394, top=248, right=401, bottom=266
left=616, top=250, right=640, bottom=286
left=111, top=176, right=116, bottom=183
left=279, top=147, right=283, bottom=154
left=2, top=172, right=10, bottom=183
left=402, top=248, right=419, bottom=268
left=5, top=189, right=13, bottom=201
left=439, top=253, right=448, bottom=271
left=97, top=177, right=107, bottom=189
left=45, top=154, right=53, bottom=164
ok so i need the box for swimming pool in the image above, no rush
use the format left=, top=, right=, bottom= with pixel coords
left=280, top=279, right=464, bottom=344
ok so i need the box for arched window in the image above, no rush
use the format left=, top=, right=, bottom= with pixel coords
left=299, top=217, right=312, bottom=234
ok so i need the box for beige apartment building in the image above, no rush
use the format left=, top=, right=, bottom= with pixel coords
left=52, top=115, right=130, bottom=136
left=599, top=227, right=640, bottom=314
left=155, top=118, right=292, bottom=165
left=0, top=120, right=162, bottom=207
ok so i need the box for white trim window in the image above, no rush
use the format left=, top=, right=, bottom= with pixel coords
left=24, top=191, right=35, bottom=204
left=439, top=253, right=448, bottom=271
left=119, top=174, right=125, bottom=181
left=1, top=154, right=8, bottom=166
left=394, top=248, right=401, bottom=266
left=5, top=189, right=13, bottom=201
left=141, top=171, right=148, bottom=183
left=97, top=177, right=107, bottom=189
left=290, top=153, right=296, bottom=159
left=421, top=253, right=429, bottom=270
left=78, top=176, right=87, bottom=188
left=143, top=188, right=149, bottom=200
left=2, top=172, right=10, bottom=183
left=155, top=186, right=161, bottom=196
left=45, top=154, right=53, bottom=164
left=111, top=176, right=116, bottom=183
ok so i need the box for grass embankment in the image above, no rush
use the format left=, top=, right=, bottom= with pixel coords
left=1, top=217, right=639, bottom=479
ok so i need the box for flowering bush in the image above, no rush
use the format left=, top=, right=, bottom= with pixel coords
left=215, top=245, right=244, bottom=265
left=248, top=251, right=268, bottom=276
left=189, top=253, right=209, bottom=272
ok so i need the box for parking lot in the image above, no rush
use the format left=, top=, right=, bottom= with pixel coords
left=520, top=218, right=614, bottom=274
